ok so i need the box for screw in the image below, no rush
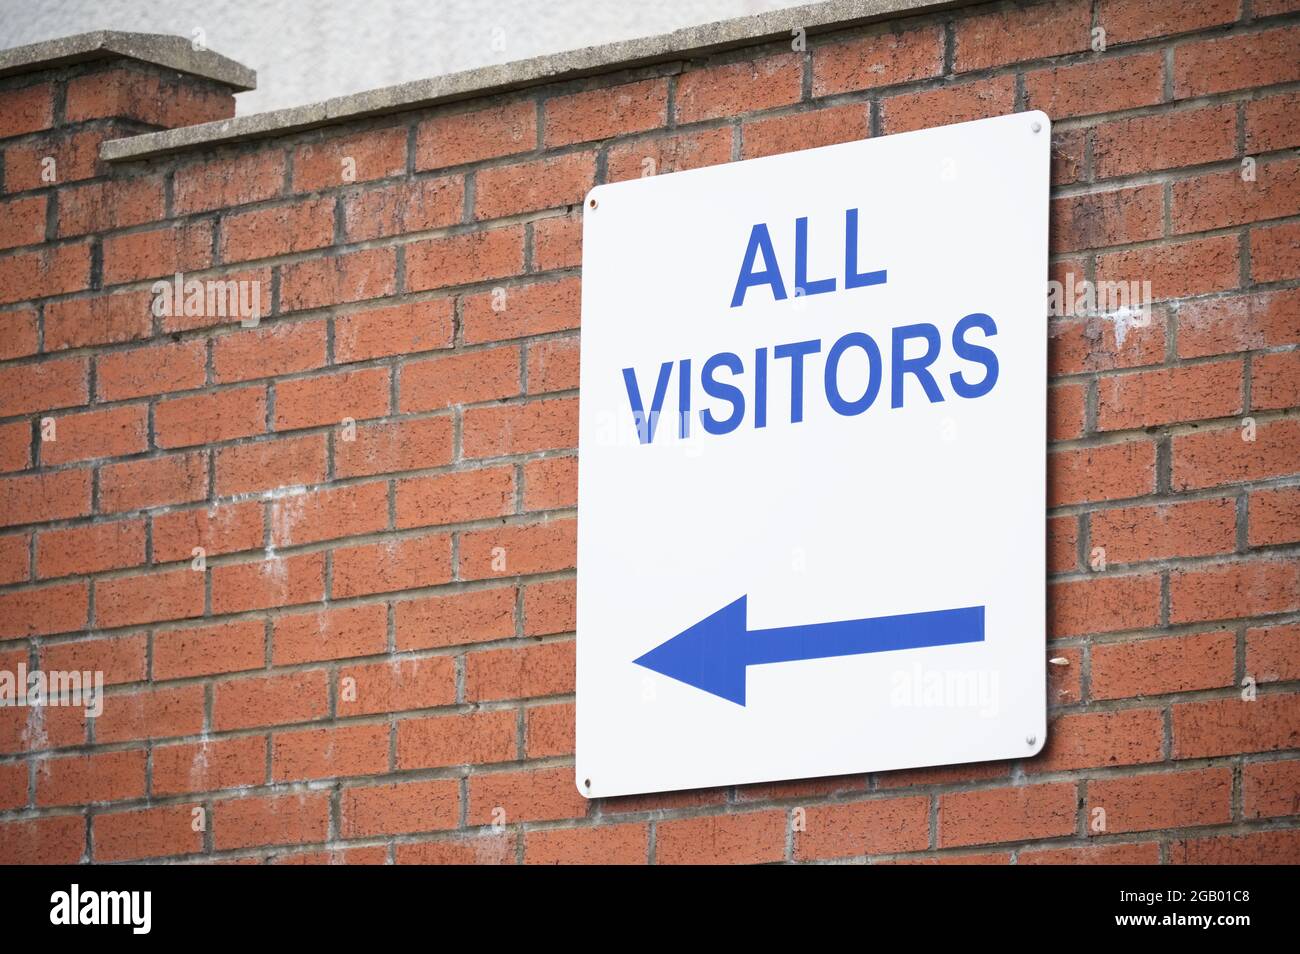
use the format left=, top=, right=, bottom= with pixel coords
left=588, top=198, right=598, bottom=209
left=584, top=778, right=591, bottom=789
left=1026, top=735, right=1037, bottom=746
left=1031, top=121, right=1042, bottom=134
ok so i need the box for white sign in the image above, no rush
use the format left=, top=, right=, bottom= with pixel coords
left=576, top=111, right=1050, bottom=798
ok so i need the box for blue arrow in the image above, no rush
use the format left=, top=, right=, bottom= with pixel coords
left=633, top=597, right=984, bottom=706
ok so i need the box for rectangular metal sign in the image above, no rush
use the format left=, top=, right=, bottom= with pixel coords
left=576, top=111, right=1050, bottom=798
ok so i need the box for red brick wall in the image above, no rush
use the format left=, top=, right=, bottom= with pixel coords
left=0, top=0, right=1297, bottom=864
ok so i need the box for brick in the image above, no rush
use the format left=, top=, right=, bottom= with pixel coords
left=272, top=602, right=388, bottom=665
left=459, top=519, right=576, bottom=580
left=1245, top=89, right=1300, bottom=153
left=1172, top=418, right=1300, bottom=490
left=1050, top=127, right=1087, bottom=186
left=99, top=450, right=208, bottom=513
left=1173, top=26, right=1300, bottom=98
left=741, top=103, right=869, bottom=160
left=394, top=585, right=517, bottom=650
left=1243, top=758, right=1300, bottom=818
left=1096, top=234, right=1239, bottom=302
left=0, top=816, right=84, bottom=865
left=1251, top=220, right=1300, bottom=282
left=526, top=701, right=574, bottom=757
left=0, top=242, right=92, bottom=305
left=1019, top=842, right=1160, bottom=864
left=211, top=551, right=326, bottom=614
left=335, top=415, right=454, bottom=478
left=95, top=566, right=204, bottom=629
left=0, top=307, right=39, bottom=359
left=1098, top=0, right=1241, bottom=44
left=676, top=53, right=802, bottom=124
left=1029, top=707, right=1163, bottom=772
left=524, top=578, right=576, bottom=636
left=468, top=765, right=586, bottom=825
left=0, top=356, right=88, bottom=417
left=156, top=385, right=267, bottom=449
left=0, top=194, right=46, bottom=248
left=465, top=639, right=574, bottom=701
left=220, top=196, right=335, bottom=262
left=280, top=247, right=397, bottom=312
left=158, top=737, right=265, bottom=798
left=331, top=531, right=452, bottom=598
left=1092, top=105, right=1238, bottom=180
left=1024, top=53, right=1164, bottom=120
left=3, top=128, right=104, bottom=193
left=157, top=266, right=271, bottom=333
left=1250, top=486, right=1300, bottom=546
left=463, top=396, right=577, bottom=459
left=94, top=685, right=205, bottom=743
left=1049, top=382, right=1085, bottom=439
left=214, top=792, right=330, bottom=850
left=36, top=518, right=146, bottom=578
left=95, top=340, right=207, bottom=401
left=272, top=723, right=389, bottom=781
left=606, top=128, right=731, bottom=183
left=1049, top=184, right=1164, bottom=254
left=1089, top=768, right=1232, bottom=833
left=94, top=804, right=203, bottom=861
left=796, top=796, right=929, bottom=860
left=1097, top=361, right=1242, bottom=431
left=40, top=633, right=146, bottom=686
left=273, top=366, right=390, bottom=431
left=214, top=669, right=330, bottom=732
left=153, top=618, right=265, bottom=680
left=291, top=127, right=406, bottom=192
left=151, top=500, right=265, bottom=562
left=212, top=319, right=328, bottom=383
left=1172, top=159, right=1300, bottom=235
left=334, top=299, right=454, bottom=363
left=341, top=175, right=464, bottom=241
left=1092, top=631, right=1236, bottom=700
left=1090, top=498, right=1237, bottom=563
left=101, top=221, right=212, bottom=285
left=65, top=67, right=233, bottom=126
left=174, top=149, right=287, bottom=214
left=474, top=151, right=595, bottom=220
left=269, top=481, right=388, bottom=547
left=939, top=783, right=1076, bottom=847
left=398, top=348, right=520, bottom=414
left=1247, top=623, right=1300, bottom=683
left=0, top=695, right=85, bottom=750
left=0, top=531, right=28, bottom=584
left=337, top=655, right=456, bottom=716
left=812, top=25, right=943, bottom=96
left=1048, top=439, right=1155, bottom=507
left=0, top=81, right=54, bottom=138
left=657, top=811, right=787, bottom=864
left=56, top=177, right=165, bottom=237
left=406, top=225, right=525, bottom=291
left=397, top=709, right=517, bottom=768
left=1177, top=288, right=1300, bottom=358
left=1048, top=515, right=1078, bottom=573
left=36, top=749, right=145, bottom=806
left=1048, top=573, right=1161, bottom=637
left=460, top=276, right=580, bottom=345
left=545, top=78, right=668, bottom=147
left=341, top=779, right=459, bottom=837
left=525, top=337, right=582, bottom=395
left=0, top=469, right=93, bottom=527
left=1172, top=829, right=1300, bottom=864
left=531, top=213, right=581, bottom=270
left=523, top=455, right=576, bottom=511
left=0, top=762, right=26, bottom=810
left=1253, top=350, right=1300, bottom=410
left=396, top=834, right=516, bottom=865
left=881, top=75, right=1017, bottom=135
left=215, top=433, right=327, bottom=495
left=415, top=100, right=537, bottom=171
left=526, top=824, right=648, bottom=864
left=396, top=466, right=514, bottom=530
left=1170, top=558, right=1300, bottom=623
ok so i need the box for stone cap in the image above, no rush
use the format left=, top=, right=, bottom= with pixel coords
left=0, top=30, right=257, bottom=91
left=97, top=0, right=968, bottom=163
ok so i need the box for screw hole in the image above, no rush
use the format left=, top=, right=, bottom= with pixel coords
left=588, top=198, right=597, bottom=209
left=584, top=778, right=591, bottom=788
